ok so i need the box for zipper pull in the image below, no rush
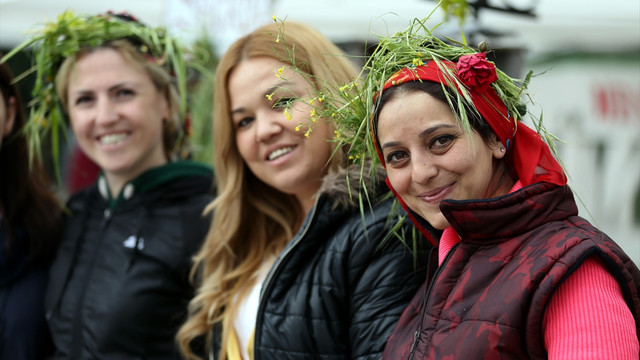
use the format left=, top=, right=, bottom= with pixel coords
left=101, top=209, right=112, bottom=228
left=408, top=330, right=420, bottom=360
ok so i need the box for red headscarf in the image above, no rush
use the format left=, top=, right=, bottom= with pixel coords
left=371, top=56, right=566, bottom=245
left=372, top=56, right=567, bottom=188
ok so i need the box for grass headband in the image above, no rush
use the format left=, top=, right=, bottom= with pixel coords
left=0, top=10, right=191, bottom=172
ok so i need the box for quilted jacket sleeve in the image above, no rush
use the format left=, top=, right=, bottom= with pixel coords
left=346, top=202, right=430, bottom=360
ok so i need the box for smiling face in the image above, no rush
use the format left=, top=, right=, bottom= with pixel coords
left=228, top=56, right=333, bottom=212
left=377, top=90, right=507, bottom=230
left=66, top=47, right=169, bottom=193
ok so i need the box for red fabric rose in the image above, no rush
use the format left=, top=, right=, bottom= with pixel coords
left=456, top=53, right=498, bottom=92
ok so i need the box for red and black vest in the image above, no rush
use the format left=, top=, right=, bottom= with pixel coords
left=383, top=183, right=640, bottom=360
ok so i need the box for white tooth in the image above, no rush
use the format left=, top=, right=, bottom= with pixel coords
left=100, top=133, right=128, bottom=145
left=268, top=146, right=294, bottom=160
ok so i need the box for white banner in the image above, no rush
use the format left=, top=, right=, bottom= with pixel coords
left=165, top=0, right=274, bottom=55
left=529, top=56, right=640, bottom=264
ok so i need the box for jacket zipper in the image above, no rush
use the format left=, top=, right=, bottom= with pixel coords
left=407, top=243, right=459, bottom=360
left=71, top=207, right=113, bottom=358
left=208, top=199, right=321, bottom=360
left=252, top=197, right=320, bottom=360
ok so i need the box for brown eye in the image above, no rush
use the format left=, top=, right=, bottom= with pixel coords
left=272, top=97, right=294, bottom=109
left=429, top=135, right=454, bottom=154
left=115, top=89, right=135, bottom=98
left=236, top=117, right=254, bottom=129
left=74, top=95, right=93, bottom=106
left=386, top=151, right=408, bottom=165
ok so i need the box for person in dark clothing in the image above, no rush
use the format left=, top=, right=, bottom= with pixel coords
left=0, top=57, right=62, bottom=359
left=176, top=21, right=433, bottom=360
left=335, top=15, right=640, bottom=360
left=2, top=11, right=215, bottom=359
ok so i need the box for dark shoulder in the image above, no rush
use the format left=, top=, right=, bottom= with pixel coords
left=156, top=167, right=215, bottom=204
left=329, top=195, right=411, bottom=255
left=65, top=183, right=102, bottom=212
left=341, top=195, right=398, bottom=235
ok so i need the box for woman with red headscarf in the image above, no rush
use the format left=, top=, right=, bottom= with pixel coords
left=336, top=18, right=640, bottom=360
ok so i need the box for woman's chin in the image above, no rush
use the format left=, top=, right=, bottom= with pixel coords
left=422, top=212, right=450, bottom=230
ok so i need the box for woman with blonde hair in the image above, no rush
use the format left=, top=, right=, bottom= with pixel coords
left=177, top=21, right=432, bottom=360
left=2, top=11, right=214, bottom=359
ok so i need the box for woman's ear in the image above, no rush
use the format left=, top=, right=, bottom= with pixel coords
left=490, top=134, right=507, bottom=160
left=2, top=96, right=17, bottom=138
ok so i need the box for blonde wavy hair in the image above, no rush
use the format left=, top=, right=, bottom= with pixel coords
left=55, top=39, right=183, bottom=159
left=177, top=21, right=358, bottom=359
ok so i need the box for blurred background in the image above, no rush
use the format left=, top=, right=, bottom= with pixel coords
left=1, top=0, right=638, bottom=264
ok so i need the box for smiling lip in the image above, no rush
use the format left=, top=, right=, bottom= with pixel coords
left=97, top=132, right=130, bottom=147
left=266, top=145, right=296, bottom=161
left=418, top=183, right=455, bottom=203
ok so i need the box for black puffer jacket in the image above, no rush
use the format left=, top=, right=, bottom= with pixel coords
left=211, top=166, right=436, bottom=360
left=45, top=162, right=214, bottom=359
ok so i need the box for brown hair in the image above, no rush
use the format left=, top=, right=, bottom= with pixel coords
left=0, top=58, right=62, bottom=263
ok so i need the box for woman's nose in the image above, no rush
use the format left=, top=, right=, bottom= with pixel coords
left=255, top=112, right=283, bottom=142
left=411, top=152, right=437, bottom=184
left=95, top=97, right=118, bottom=125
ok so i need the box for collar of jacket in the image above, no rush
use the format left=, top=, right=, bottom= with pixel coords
left=98, top=161, right=213, bottom=210
left=440, top=182, right=578, bottom=243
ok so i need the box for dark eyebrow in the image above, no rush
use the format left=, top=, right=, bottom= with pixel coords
left=418, top=124, right=457, bottom=139
left=265, top=81, right=295, bottom=97
left=108, top=82, right=132, bottom=92
left=381, top=123, right=457, bottom=150
left=231, top=81, right=296, bottom=116
left=231, top=107, right=246, bottom=116
left=70, top=82, right=133, bottom=97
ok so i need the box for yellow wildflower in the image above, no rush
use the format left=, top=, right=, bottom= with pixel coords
left=284, top=109, right=291, bottom=121
left=35, top=116, right=48, bottom=127
left=266, top=93, right=273, bottom=101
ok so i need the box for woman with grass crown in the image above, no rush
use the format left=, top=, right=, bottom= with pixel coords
left=1, top=11, right=214, bottom=359
left=176, top=20, right=434, bottom=360
left=331, top=14, right=640, bottom=360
